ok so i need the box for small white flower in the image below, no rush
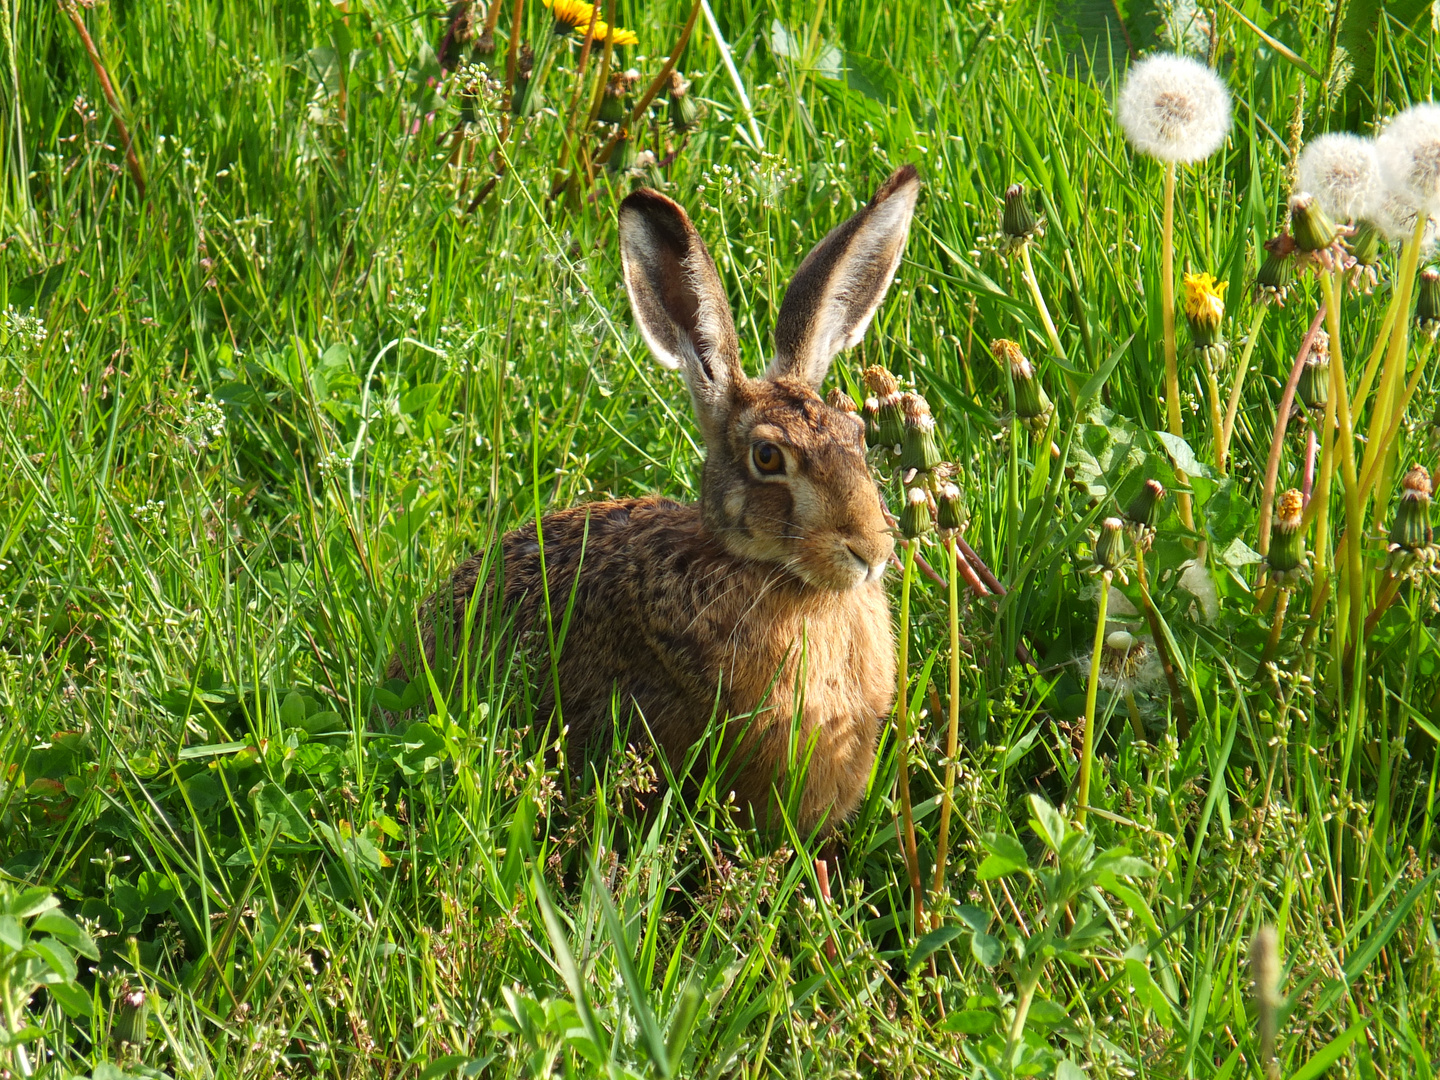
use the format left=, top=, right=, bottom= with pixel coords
left=1296, top=133, right=1379, bottom=221
left=1116, top=53, right=1231, bottom=164
left=1376, top=102, right=1440, bottom=215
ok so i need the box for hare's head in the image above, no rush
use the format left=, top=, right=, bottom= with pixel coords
left=618, top=166, right=919, bottom=591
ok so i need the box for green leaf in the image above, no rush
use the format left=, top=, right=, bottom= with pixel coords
left=937, top=1009, right=996, bottom=1034
left=1028, top=794, right=1069, bottom=853
left=8, top=886, right=60, bottom=919
left=977, top=833, right=1028, bottom=881
left=31, top=936, right=76, bottom=981
left=418, top=1055, right=473, bottom=1080
left=34, top=909, right=100, bottom=960
left=0, top=914, right=24, bottom=951
left=47, top=978, right=94, bottom=1019
left=971, top=930, right=1004, bottom=968
left=280, top=690, right=309, bottom=727
left=1154, top=431, right=1212, bottom=479
left=907, top=926, right=965, bottom=972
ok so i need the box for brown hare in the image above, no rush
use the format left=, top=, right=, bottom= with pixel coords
left=395, top=165, right=920, bottom=835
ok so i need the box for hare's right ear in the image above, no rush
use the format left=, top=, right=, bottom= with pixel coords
left=767, top=165, right=920, bottom=388
left=618, top=189, right=743, bottom=446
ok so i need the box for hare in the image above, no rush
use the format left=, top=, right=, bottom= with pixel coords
left=395, top=165, right=920, bottom=835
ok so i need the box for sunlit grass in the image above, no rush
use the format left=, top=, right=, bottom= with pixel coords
left=2, top=0, right=1439, bottom=1076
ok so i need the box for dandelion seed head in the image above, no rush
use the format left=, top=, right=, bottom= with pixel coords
left=1368, top=186, right=1440, bottom=251
left=1376, top=102, right=1440, bottom=215
left=1296, top=133, right=1379, bottom=221
left=1116, top=53, right=1231, bottom=164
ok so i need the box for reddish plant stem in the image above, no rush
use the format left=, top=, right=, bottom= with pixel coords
left=1302, top=426, right=1318, bottom=506
left=61, top=0, right=145, bottom=197
left=592, top=0, right=701, bottom=166
left=1258, top=306, right=1328, bottom=555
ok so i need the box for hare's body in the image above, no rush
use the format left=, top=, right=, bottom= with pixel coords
left=398, top=166, right=920, bottom=834
left=434, top=492, right=893, bottom=828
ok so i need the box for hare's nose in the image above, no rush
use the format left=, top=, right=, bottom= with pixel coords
left=844, top=543, right=870, bottom=572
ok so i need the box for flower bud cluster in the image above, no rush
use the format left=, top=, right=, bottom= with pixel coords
left=859, top=367, right=966, bottom=541
left=1267, top=489, right=1310, bottom=584
left=991, top=338, right=1052, bottom=433
left=1386, top=465, right=1437, bottom=577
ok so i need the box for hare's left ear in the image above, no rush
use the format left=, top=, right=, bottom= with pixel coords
left=766, top=165, right=920, bottom=388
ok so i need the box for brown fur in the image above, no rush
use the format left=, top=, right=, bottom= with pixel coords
left=391, top=168, right=921, bottom=835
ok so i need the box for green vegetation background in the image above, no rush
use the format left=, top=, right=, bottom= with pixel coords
left=1, top=0, right=1438, bottom=1076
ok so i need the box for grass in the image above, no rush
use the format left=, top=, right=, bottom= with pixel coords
left=2, top=0, right=1439, bottom=1075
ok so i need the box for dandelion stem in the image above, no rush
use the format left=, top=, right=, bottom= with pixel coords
left=593, top=0, right=701, bottom=166
left=894, top=540, right=924, bottom=935
left=1218, top=304, right=1269, bottom=475
left=1318, top=269, right=1364, bottom=648
left=930, top=534, right=963, bottom=929
left=1135, top=551, right=1188, bottom=737
left=1077, top=571, right=1111, bottom=823
left=1160, top=162, right=1194, bottom=532
left=1261, top=585, right=1291, bottom=665
left=1019, top=244, right=1070, bottom=394
left=1358, top=220, right=1428, bottom=495
left=1259, top=306, right=1326, bottom=555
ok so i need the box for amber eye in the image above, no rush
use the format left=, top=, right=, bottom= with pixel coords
left=751, top=441, right=786, bottom=475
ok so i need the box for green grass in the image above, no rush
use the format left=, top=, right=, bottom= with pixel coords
left=3, top=0, right=1439, bottom=1075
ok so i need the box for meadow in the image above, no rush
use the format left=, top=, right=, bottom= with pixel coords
left=2, top=0, right=1439, bottom=1075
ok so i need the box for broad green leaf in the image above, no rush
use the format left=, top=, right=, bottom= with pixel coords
left=907, top=926, right=965, bottom=972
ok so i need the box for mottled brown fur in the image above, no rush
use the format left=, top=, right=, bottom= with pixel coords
left=391, top=167, right=920, bottom=834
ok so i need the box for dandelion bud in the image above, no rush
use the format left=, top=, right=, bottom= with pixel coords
left=1181, top=272, right=1227, bottom=349
left=1388, top=465, right=1435, bottom=560
left=1296, top=352, right=1330, bottom=412
left=1267, top=489, right=1308, bottom=580
left=607, top=128, right=639, bottom=175
left=598, top=70, right=633, bottom=124
left=1348, top=219, right=1383, bottom=267
left=1125, top=478, right=1165, bottom=531
left=899, top=393, right=942, bottom=472
left=900, top=486, right=932, bottom=539
left=1002, top=183, right=1040, bottom=242
left=936, top=481, right=967, bottom=531
left=1415, top=266, right=1440, bottom=339
left=992, top=338, right=1051, bottom=430
left=668, top=71, right=700, bottom=133
left=113, top=987, right=149, bottom=1047
left=1254, top=233, right=1296, bottom=305
left=511, top=44, right=539, bottom=116
left=863, top=367, right=905, bottom=449
left=862, top=396, right=882, bottom=447
left=1289, top=193, right=1339, bottom=253
left=475, top=27, right=496, bottom=55
left=1094, top=517, right=1127, bottom=573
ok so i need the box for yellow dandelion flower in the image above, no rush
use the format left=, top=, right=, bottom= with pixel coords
left=602, top=25, right=638, bottom=45
left=1182, top=272, right=1226, bottom=326
left=544, top=0, right=598, bottom=35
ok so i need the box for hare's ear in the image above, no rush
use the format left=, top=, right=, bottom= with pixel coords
left=767, top=165, right=920, bottom=388
left=619, top=188, right=743, bottom=445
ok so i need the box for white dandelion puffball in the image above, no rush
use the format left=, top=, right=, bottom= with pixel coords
left=1377, top=102, right=1440, bottom=215
left=1297, top=133, right=1379, bottom=221
left=1116, top=53, right=1232, bottom=164
left=1370, top=186, right=1440, bottom=251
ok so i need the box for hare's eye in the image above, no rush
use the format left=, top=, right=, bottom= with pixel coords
left=751, top=441, right=786, bottom=476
